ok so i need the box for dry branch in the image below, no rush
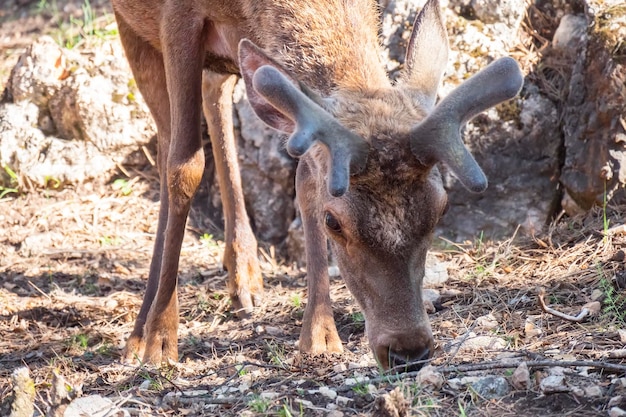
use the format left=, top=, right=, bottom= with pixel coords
left=538, top=288, right=600, bottom=322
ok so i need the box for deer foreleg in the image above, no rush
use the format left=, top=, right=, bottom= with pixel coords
left=139, top=13, right=206, bottom=364
left=114, top=10, right=174, bottom=364
left=202, top=72, right=263, bottom=316
left=296, top=159, right=343, bottom=354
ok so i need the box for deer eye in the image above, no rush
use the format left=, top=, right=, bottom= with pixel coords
left=324, top=211, right=342, bottom=234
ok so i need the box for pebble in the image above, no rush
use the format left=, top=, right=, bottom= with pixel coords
left=333, top=363, right=347, bottom=373
left=584, top=385, right=603, bottom=397
left=319, top=386, right=338, bottom=400
left=471, top=376, right=510, bottom=399
left=336, top=396, right=353, bottom=406
left=540, top=375, right=568, bottom=394
left=475, top=313, right=499, bottom=330
left=415, top=365, right=444, bottom=389
left=511, top=362, right=530, bottom=390
left=260, top=391, right=279, bottom=400
left=64, top=395, right=129, bottom=417
left=609, top=407, right=626, bottom=417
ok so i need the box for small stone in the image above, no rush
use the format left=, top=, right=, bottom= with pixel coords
left=64, top=395, right=129, bottom=417
left=609, top=396, right=623, bottom=408
left=449, top=332, right=507, bottom=353
left=591, top=289, right=605, bottom=302
left=333, top=363, right=347, bottom=373
left=511, top=362, right=530, bottom=390
left=415, top=365, right=444, bottom=389
left=319, top=386, right=337, bottom=400
left=471, top=376, right=510, bottom=399
left=265, top=326, right=282, bottom=336
left=328, top=266, right=341, bottom=277
left=326, top=411, right=344, bottom=417
left=336, top=396, right=353, bottom=407
left=344, top=378, right=357, bottom=386
left=609, top=407, right=626, bottom=417
left=424, top=253, right=449, bottom=286
left=540, top=375, right=568, bottom=394
left=584, top=385, right=603, bottom=397
left=618, top=329, right=626, bottom=344
left=139, top=379, right=152, bottom=390
left=260, top=392, right=279, bottom=400
left=475, top=313, right=499, bottom=331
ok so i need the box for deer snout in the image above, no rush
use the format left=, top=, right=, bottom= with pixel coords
left=388, top=346, right=431, bottom=372
left=370, top=327, right=434, bottom=372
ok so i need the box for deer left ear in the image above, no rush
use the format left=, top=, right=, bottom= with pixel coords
left=238, top=39, right=298, bottom=133
left=399, top=0, right=449, bottom=109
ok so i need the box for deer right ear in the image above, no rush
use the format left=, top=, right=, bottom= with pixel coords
left=399, top=0, right=449, bottom=109
left=238, top=39, right=297, bottom=133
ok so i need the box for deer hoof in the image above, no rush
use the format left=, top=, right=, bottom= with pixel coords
left=231, top=287, right=264, bottom=318
left=299, top=308, right=344, bottom=354
left=141, top=331, right=178, bottom=365
left=122, top=334, right=146, bottom=364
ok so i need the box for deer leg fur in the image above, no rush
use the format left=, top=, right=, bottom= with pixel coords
left=115, top=11, right=172, bottom=364
left=296, top=159, right=343, bottom=354
left=202, top=72, right=263, bottom=316
left=119, top=9, right=206, bottom=364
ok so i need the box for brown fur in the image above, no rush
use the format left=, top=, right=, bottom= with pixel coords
left=113, top=0, right=455, bottom=370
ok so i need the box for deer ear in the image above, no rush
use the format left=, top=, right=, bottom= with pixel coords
left=399, top=0, right=449, bottom=109
left=238, top=39, right=297, bottom=133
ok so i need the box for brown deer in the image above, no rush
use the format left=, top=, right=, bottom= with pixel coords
left=112, top=0, right=523, bottom=370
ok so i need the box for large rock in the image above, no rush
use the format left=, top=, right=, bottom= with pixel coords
left=0, top=36, right=154, bottom=187
left=559, top=1, right=626, bottom=211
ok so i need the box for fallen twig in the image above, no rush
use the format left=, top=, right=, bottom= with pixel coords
left=538, top=288, right=600, bottom=322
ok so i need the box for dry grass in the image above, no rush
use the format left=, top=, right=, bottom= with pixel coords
left=0, top=169, right=625, bottom=416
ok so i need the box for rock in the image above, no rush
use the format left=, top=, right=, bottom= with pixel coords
left=584, top=385, right=603, bottom=397
left=0, top=36, right=154, bottom=189
left=259, top=392, right=279, bottom=400
left=471, top=376, right=510, bottom=399
left=609, top=396, right=624, bottom=408
left=424, top=253, right=449, bottom=286
left=447, top=332, right=507, bottom=353
left=319, top=386, right=338, bottom=400
left=539, top=375, right=569, bottom=394
left=618, top=329, right=626, bottom=344
left=415, top=365, right=444, bottom=389
left=475, top=313, right=499, bottom=331
left=64, top=395, right=129, bottom=417
left=7, top=367, right=35, bottom=417
left=511, top=362, right=530, bottom=390
left=610, top=407, right=626, bottom=417
left=552, top=14, right=587, bottom=51
left=336, top=396, right=352, bottom=407
left=333, top=363, right=347, bottom=373
left=591, top=288, right=605, bottom=302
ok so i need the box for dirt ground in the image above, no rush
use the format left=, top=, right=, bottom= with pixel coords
left=1, top=1, right=626, bottom=416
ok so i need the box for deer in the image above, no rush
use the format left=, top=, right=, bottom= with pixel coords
left=111, top=0, right=523, bottom=371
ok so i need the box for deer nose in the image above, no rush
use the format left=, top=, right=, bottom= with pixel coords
left=388, top=347, right=431, bottom=372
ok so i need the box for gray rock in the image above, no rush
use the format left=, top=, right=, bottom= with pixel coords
left=471, top=376, right=510, bottom=399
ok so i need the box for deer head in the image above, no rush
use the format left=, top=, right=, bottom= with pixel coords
left=239, top=0, right=523, bottom=370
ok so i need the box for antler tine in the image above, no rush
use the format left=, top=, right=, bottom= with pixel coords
left=410, top=57, right=524, bottom=192
left=252, top=65, right=369, bottom=196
